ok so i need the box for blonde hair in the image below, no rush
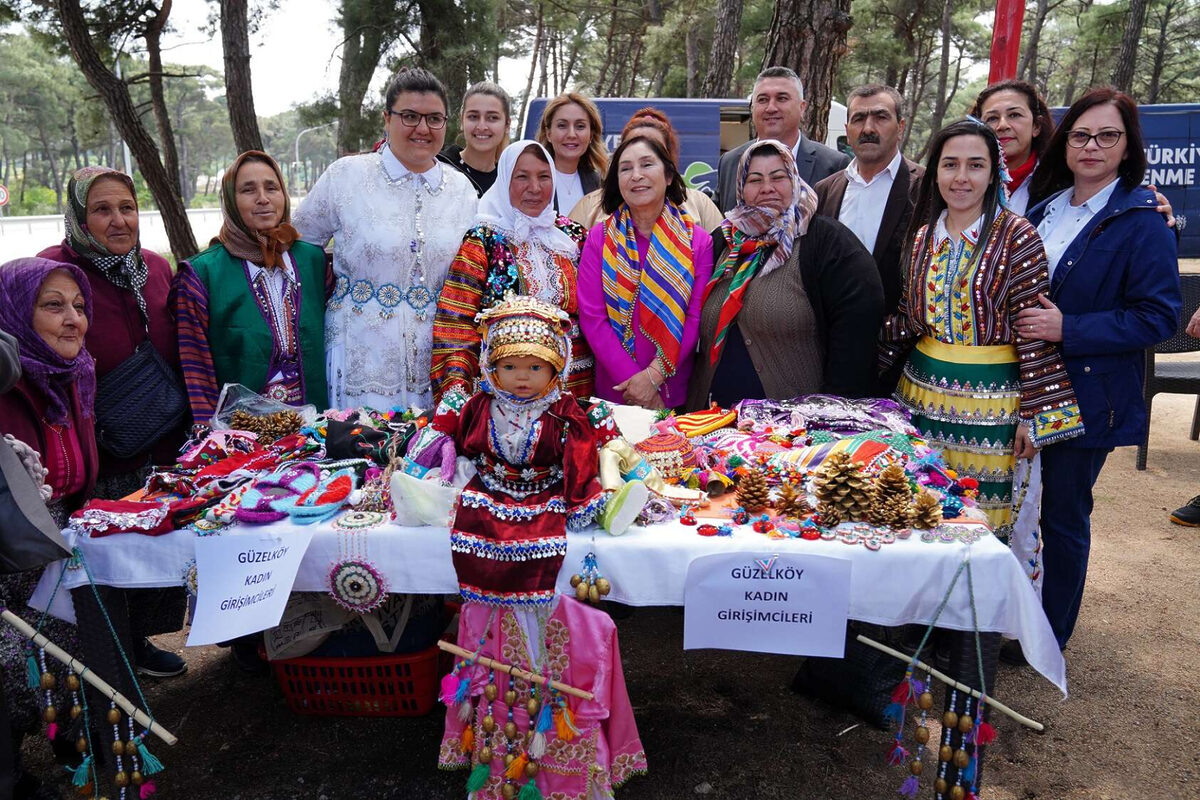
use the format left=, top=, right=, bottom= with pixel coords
left=459, top=82, right=512, bottom=161
left=536, top=92, right=609, bottom=177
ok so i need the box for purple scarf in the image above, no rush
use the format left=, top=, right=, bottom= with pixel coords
left=0, top=258, right=96, bottom=425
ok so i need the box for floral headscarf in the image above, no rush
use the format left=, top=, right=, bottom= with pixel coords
left=65, top=166, right=149, bottom=321
left=217, top=151, right=298, bottom=269
left=0, top=258, right=96, bottom=425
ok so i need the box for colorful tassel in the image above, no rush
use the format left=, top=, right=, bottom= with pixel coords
left=553, top=705, right=579, bottom=742
left=440, top=673, right=460, bottom=706
left=883, top=702, right=905, bottom=725
left=465, top=762, right=490, bottom=792
left=460, top=725, right=474, bottom=754
left=135, top=737, right=164, bottom=775
left=965, top=792, right=978, bottom=800
left=518, top=780, right=545, bottom=800
left=505, top=752, right=528, bottom=780
left=529, top=731, right=547, bottom=759
left=962, top=757, right=977, bottom=784
left=457, top=699, right=474, bottom=723
left=886, top=743, right=909, bottom=766
left=974, top=721, right=996, bottom=746
left=140, top=780, right=158, bottom=799
left=536, top=702, right=553, bottom=734
left=46, top=722, right=57, bottom=741
left=70, top=754, right=93, bottom=787
left=26, top=654, right=40, bottom=689
left=898, top=775, right=920, bottom=797
left=890, top=680, right=913, bottom=705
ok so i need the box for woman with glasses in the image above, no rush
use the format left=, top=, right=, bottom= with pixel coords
left=1017, top=88, right=1181, bottom=652
left=294, top=67, right=478, bottom=411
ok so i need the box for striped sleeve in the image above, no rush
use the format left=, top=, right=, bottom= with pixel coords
left=1005, top=217, right=1085, bottom=445
left=171, top=263, right=220, bottom=422
left=431, top=230, right=490, bottom=403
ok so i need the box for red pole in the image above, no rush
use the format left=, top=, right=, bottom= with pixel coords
left=988, top=0, right=1026, bottom=83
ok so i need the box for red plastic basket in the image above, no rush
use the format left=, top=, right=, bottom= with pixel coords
left=271, top=644, right=447, bottom=717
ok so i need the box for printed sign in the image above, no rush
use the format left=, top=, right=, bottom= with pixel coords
left=683, top=552, right=852, bottom=657
left=186, top=529, right=314, bottom=646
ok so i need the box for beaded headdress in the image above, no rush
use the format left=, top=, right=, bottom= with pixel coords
left=478, top=294, right=572, bottom=374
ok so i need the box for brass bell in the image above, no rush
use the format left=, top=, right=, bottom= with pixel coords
left=938, top=745, right=953, bottom=762
left=909, top=760, right=923, bottom=776
left=504, top=689, right=517, bottom=706
left=587, top=584, right=601, bottom=604
left=501, top=782, right=517, bottom=799
left=575, top=582, right=590, bottom=602
left=70, top=704, right=82, bottom=720
left=918, top=691, right=934, bottom=710
left=595, top=578, right=611, bottom=596
left=503, top=721, right=519, bottom=740
left=957, top=715, right=974, bottom=734
left=484, top=684, right=499, bottom=702
left=482, top=714, right=496, bottom=733
left=40, top=672, right=56, bottom=690
left=504, top=753, right=516, bottom=766
left=934, top=778, right=947, bottom=795
left=942, top=711, right=958, bottom=729
left=75, top=737, right=88, bottom=753
left=915, top=725, right=929, bottom=744
left=112, top=739, right=125, bottom=756
left=526, top=697, right=540, bottom=717
left=114, top=772, right=129, bottom=788
left=953, top=749, right=970, bottom=768
left=106, top=708, right=121, bottom=725
left=130, top=771, right=143, bottom=786
left=525, top=760, right=540, bottom=778
left=569, top=574, right=583, bottom=588
left=43, top=707, right=57, bottom=723
left=948, top=786, right=965, bottom=800
left=66, top=674, right=81, bottom=691
left=478, top=746, right=493, bottom=763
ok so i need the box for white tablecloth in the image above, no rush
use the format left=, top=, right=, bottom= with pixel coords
left=31, top=519, right=1067, bottom=693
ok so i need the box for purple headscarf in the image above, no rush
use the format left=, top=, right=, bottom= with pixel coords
left=0, top=258, right=96, bottom=425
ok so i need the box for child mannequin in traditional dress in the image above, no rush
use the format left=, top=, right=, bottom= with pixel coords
left=435, top=296, right=647, bottom=799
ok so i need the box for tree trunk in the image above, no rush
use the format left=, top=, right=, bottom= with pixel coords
left=220, top=0, right=264, bottom=153
left=55, top=0, right=198, bottom=259
left=593, top=0, right=620, bottom=94
left=701, top=0, right=744, bottom=97
left=762, top=0, right=854, bottom=143
left=39, top=130, right=63, bottom=212
left=518, top=3, right=543, bottom=136
left=1145, top=0, right=1176, bottom=103
left=143, top=1, right=185, bottom=200
left=1018, top=0, right=1048, bottom=83
left=1112, top=0, right=1148, bottom=92
left=927, top=0, right=953, bottom=134
left=335, top=0, right=397, bottom=154
left=685, top=24, right=699, bottom=97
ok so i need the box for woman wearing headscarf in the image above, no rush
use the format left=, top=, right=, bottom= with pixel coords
left=38, top=167, right=185, bottom=498
left=173, top=151, right=330, bottom=421
left=686, top=140, right=883, bottom=409
left=0, top=258, right=95, bottom=795
left=37, top=168, right=188, bottom=680
left=431, top=139, right=593, bottom=402
left=577, top=135, right=714, bottom=410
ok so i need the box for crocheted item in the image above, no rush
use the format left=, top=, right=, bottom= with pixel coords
left=234, top=462, right=321, bottom=524
left=633, top=432, right=697, bottom=483
left=478, top=294, right=572, bottom=374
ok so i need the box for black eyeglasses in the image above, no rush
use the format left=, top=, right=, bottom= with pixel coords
left=387, top=109, right=448, bottom=130
left=1065, top=129, right=1124, bottom=149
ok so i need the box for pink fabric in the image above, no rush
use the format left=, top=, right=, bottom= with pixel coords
left=439, top=597, right=648, bottom=797
left=578, top=221, right=713, bottom=408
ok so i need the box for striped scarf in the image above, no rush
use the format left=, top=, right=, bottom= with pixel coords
left=600, top=201, right=695, bottom=377
left=702, top=221, right=773, bottom=365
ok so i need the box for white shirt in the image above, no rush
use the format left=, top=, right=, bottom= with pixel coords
left=1035, top=178, right=1120, bottom=279
left=380, top=144, right=443, bottom=189
left=244, top=254, right=298, bottom=384
left=1008, top=173, right=1033, bottom=217
left=554, top=169, right=584, bottom=213
left=838, top=150, right=903, bottom=255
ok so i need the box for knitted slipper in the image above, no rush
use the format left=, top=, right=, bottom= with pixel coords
left=235, top=463, right=321, bottom=524
left=600, top=479, right=649, bottom=536
left=285, top=467, right=359, bottom=525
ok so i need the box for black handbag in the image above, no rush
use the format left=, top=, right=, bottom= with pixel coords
left=94, top=340, right=187, bottom=459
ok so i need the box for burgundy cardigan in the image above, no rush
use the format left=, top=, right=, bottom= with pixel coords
left=0, top=378, right=99, bottom=508
left=37, top=242, right=186, bottom=474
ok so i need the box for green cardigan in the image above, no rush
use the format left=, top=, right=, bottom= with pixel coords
left=187, top=240, right=327, bottom=408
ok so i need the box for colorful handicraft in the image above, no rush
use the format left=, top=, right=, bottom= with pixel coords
left=329, top=523, right=388, bottom=612
left=632, top=432, right=698, bottom=483
left=569, top=551, right=611, bottom=605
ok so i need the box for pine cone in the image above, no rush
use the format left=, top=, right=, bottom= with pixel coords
left=230, top=409, right=303, bottom=441
left=774, top=482, right=811, bottom=518
left=814, top=452, right=871, bottom=523
left=868, top=464, right=915, bottom=527
left=908, top=490, right=944, bottom=530
left=736, top=467, right=770, bottom=512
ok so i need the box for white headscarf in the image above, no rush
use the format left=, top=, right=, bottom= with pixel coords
left=475, top=140, right=578, bottom=257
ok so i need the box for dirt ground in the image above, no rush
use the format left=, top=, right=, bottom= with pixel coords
left=22, top=394, right=1200, bottom=800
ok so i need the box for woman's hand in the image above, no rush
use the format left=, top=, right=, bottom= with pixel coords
left=1186, top=306, right=1200, bottom=339
left=614, top=368, right=663, bottom=409
left=1014, top=294, right=1063, bottom=342
left=1147, top=184, right=1175, bottom=228
left=1014, top=423, right=1036, bottom=460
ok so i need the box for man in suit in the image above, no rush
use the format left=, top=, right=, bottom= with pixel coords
left=716, top=66, right=851, bottom=213
left=814, top=84, right=922, bottom=317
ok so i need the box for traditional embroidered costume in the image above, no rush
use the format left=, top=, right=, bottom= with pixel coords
left=293, top=147, right=478, bottom=411
left=435, top=296, right=647, bottom=799
left=880, top=209, right=1084, bottom=537
left=431, top=140, right=593, bottom=403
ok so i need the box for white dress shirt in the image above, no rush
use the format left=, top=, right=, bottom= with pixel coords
left=1035, top=178, right=1120, bottom=279
left=838, top=150, right=903, bottom=255
left=381, top=144, right=443, bottom=188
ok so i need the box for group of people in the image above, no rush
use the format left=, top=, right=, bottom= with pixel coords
left=0, top=61, right=1186, bottom=795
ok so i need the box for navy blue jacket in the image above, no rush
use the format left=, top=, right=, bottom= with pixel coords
left=1027, top=183, right=1180, bottom=449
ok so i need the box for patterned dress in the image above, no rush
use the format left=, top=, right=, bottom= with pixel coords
left=431, top=220, right=594, bottom=404
left=294, top=149, right=478, bottom=411
left=880, top=209, right=1084, bottom=537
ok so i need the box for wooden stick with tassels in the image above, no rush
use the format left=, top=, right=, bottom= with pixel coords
left=1, top=609, right=178, bottom=746
left=437, top=640, right=594, bottom=701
